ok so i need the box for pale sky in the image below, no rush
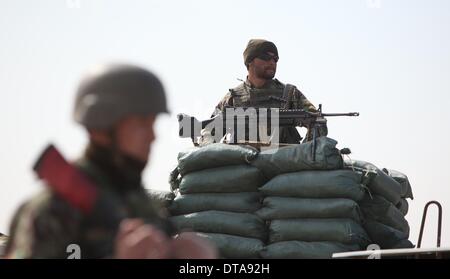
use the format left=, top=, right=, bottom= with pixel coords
left=1, top=0, right=449, bottom=249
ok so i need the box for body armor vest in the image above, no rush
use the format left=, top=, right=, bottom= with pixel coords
left=227, top=81, right=302, bottom=144
left=229, top=82, right=284, bottom=108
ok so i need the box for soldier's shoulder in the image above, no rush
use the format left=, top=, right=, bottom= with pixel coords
left=16, top=188, right=81, bottom=223
left=273, top=78, right=285, bottom=88
left=229, top=80, right=249, bottom=93
left=274, top=79, right=301, bottom=89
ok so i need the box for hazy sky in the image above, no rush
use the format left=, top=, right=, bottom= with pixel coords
left=1, top=0, right=449, bottom=249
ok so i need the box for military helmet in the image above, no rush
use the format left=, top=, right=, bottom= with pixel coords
left=73, top=64, right=168, bottom=129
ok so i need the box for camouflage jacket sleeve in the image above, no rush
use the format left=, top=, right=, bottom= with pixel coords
left=6, top=190, right=82, bottom=259
left=292, top=87, right=328, bottom=140
left=211, top=91, right=233, bottom=117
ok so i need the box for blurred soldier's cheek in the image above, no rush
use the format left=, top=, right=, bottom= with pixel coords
left=116, top=115, right=156, bottom=163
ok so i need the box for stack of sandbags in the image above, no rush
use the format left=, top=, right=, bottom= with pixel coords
left=169, top=144, right=267, bottom=258
left=168, top=137, right=415, bottom=258
left=344, top=159, right=414, bottom=249
left=253, top=139, right=371, bottom=258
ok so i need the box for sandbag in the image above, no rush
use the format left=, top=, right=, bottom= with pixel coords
left=170, top=210, right=266, bottom=240
left=359, top=195, right=410, bottom=236
left=256, top=197, right=362, bottom=223
left=177, top=144, right=258, bottom=175
left=169, top=192, right=262, bottom=215
left=259, top=170, right=366, bottom=201
left=251, top=137, right=343, bottom=178
left=345, top=159, right=402, bottom=205
left=260, top=241, right=360, bottom=259
left=195, top=233, right=263, bottom=259
left=146, top=189, right=175, bottom=208
left=382, top=168, right=414, bottom=199
left=363, top=220, right=413, bottom=249
left=269, top=218, right=370, bottom=246
left=178, top=165, right=266, bottom=194
left=396, top=198, right=409, bottom=216
left=392, top=239, right=415, bottom=249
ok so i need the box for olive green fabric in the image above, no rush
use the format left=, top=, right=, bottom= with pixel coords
left=252, top=137, right=343, bottom=178
left=363, top=220, right=414, bottom=249
left=178, top=165, right=266, bottom=194
left=169, top=192, right=262, bottom=215
left=259, top=170, right=366, bottom=201
left=345, top=159, right=402, bottom=205
left=359, top=195, right=410, bottom=236
left=177, top=144, right=258, bottom=175
left=382, top=168, right=414, bottom=199
left=243, top=39, right=278, bottom=67
left=260, top=241, right=360, bottom=259
left=396, top=198, right=409, bottom=216
left=195, top=233, right=264, bottom=259
left=268, top=218, right=370, bottom=246
left=256, top=197, right=362, bottom=223
left=170, top=210, right=266, bottom=240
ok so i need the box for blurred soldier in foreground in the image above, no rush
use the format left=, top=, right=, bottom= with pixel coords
left=211, top=39, right=328, bottom=144
left=5, top=64, right=216, bottom=259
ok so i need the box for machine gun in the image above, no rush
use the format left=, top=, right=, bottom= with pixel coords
left=177, top=104, right=359, bottom=160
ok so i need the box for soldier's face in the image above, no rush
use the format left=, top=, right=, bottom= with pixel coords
left=115, top=114, right=156, bottom=164
left=251, top=52, right=277, bottom=79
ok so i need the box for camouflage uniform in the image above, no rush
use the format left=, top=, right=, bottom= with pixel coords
left=6, top=64, right=173, bottom=259
left=212, top=78, right=328, bottom=144
left=6, top=144, right=174, bottom=259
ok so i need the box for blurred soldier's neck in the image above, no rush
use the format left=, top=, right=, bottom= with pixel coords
left=83, top=141, right=145, bottom=193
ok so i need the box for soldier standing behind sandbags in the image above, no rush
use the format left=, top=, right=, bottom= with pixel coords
left=208, top=39, right=327, bottom=144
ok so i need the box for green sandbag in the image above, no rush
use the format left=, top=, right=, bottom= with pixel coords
left=260, top=241, right=360, bottom=259
left=256, top=197, right=362, bottom=223
left=251, top=137, right=343, bottom=178
left=195, top=233, right=263, bottom=259
left=170, top=210, right=266, bottom=240
left=177, top=144, right=258, bottom=175
left=359, top=195, right=410, bottom=236
left=146, top=189, right=175, bottom=208
left=382, top=168, right=414, bottom=199
left=178, top=165, right=266, bottom=194
left=363, top=220, right=413, bottom=249
left=345, top=159, right=402, bottom=205
left=169, top=192, right=262, bottom=215
left=392, top=239, right=415, bottom=249
left=396, top=198, right=409, bottom=216
left=269, top=218, right=370, bottom=246
left=259, top=170, right=366, bottom=201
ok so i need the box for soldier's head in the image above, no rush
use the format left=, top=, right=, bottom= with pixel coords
left=243, top=39, right=278, bottom=80
left=73, top=64, right=168, bottom=164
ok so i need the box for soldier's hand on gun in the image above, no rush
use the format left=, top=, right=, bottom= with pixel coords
left=114, top=219, right=218, bottom=259
left=114, top=218, right=171, bottom=259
